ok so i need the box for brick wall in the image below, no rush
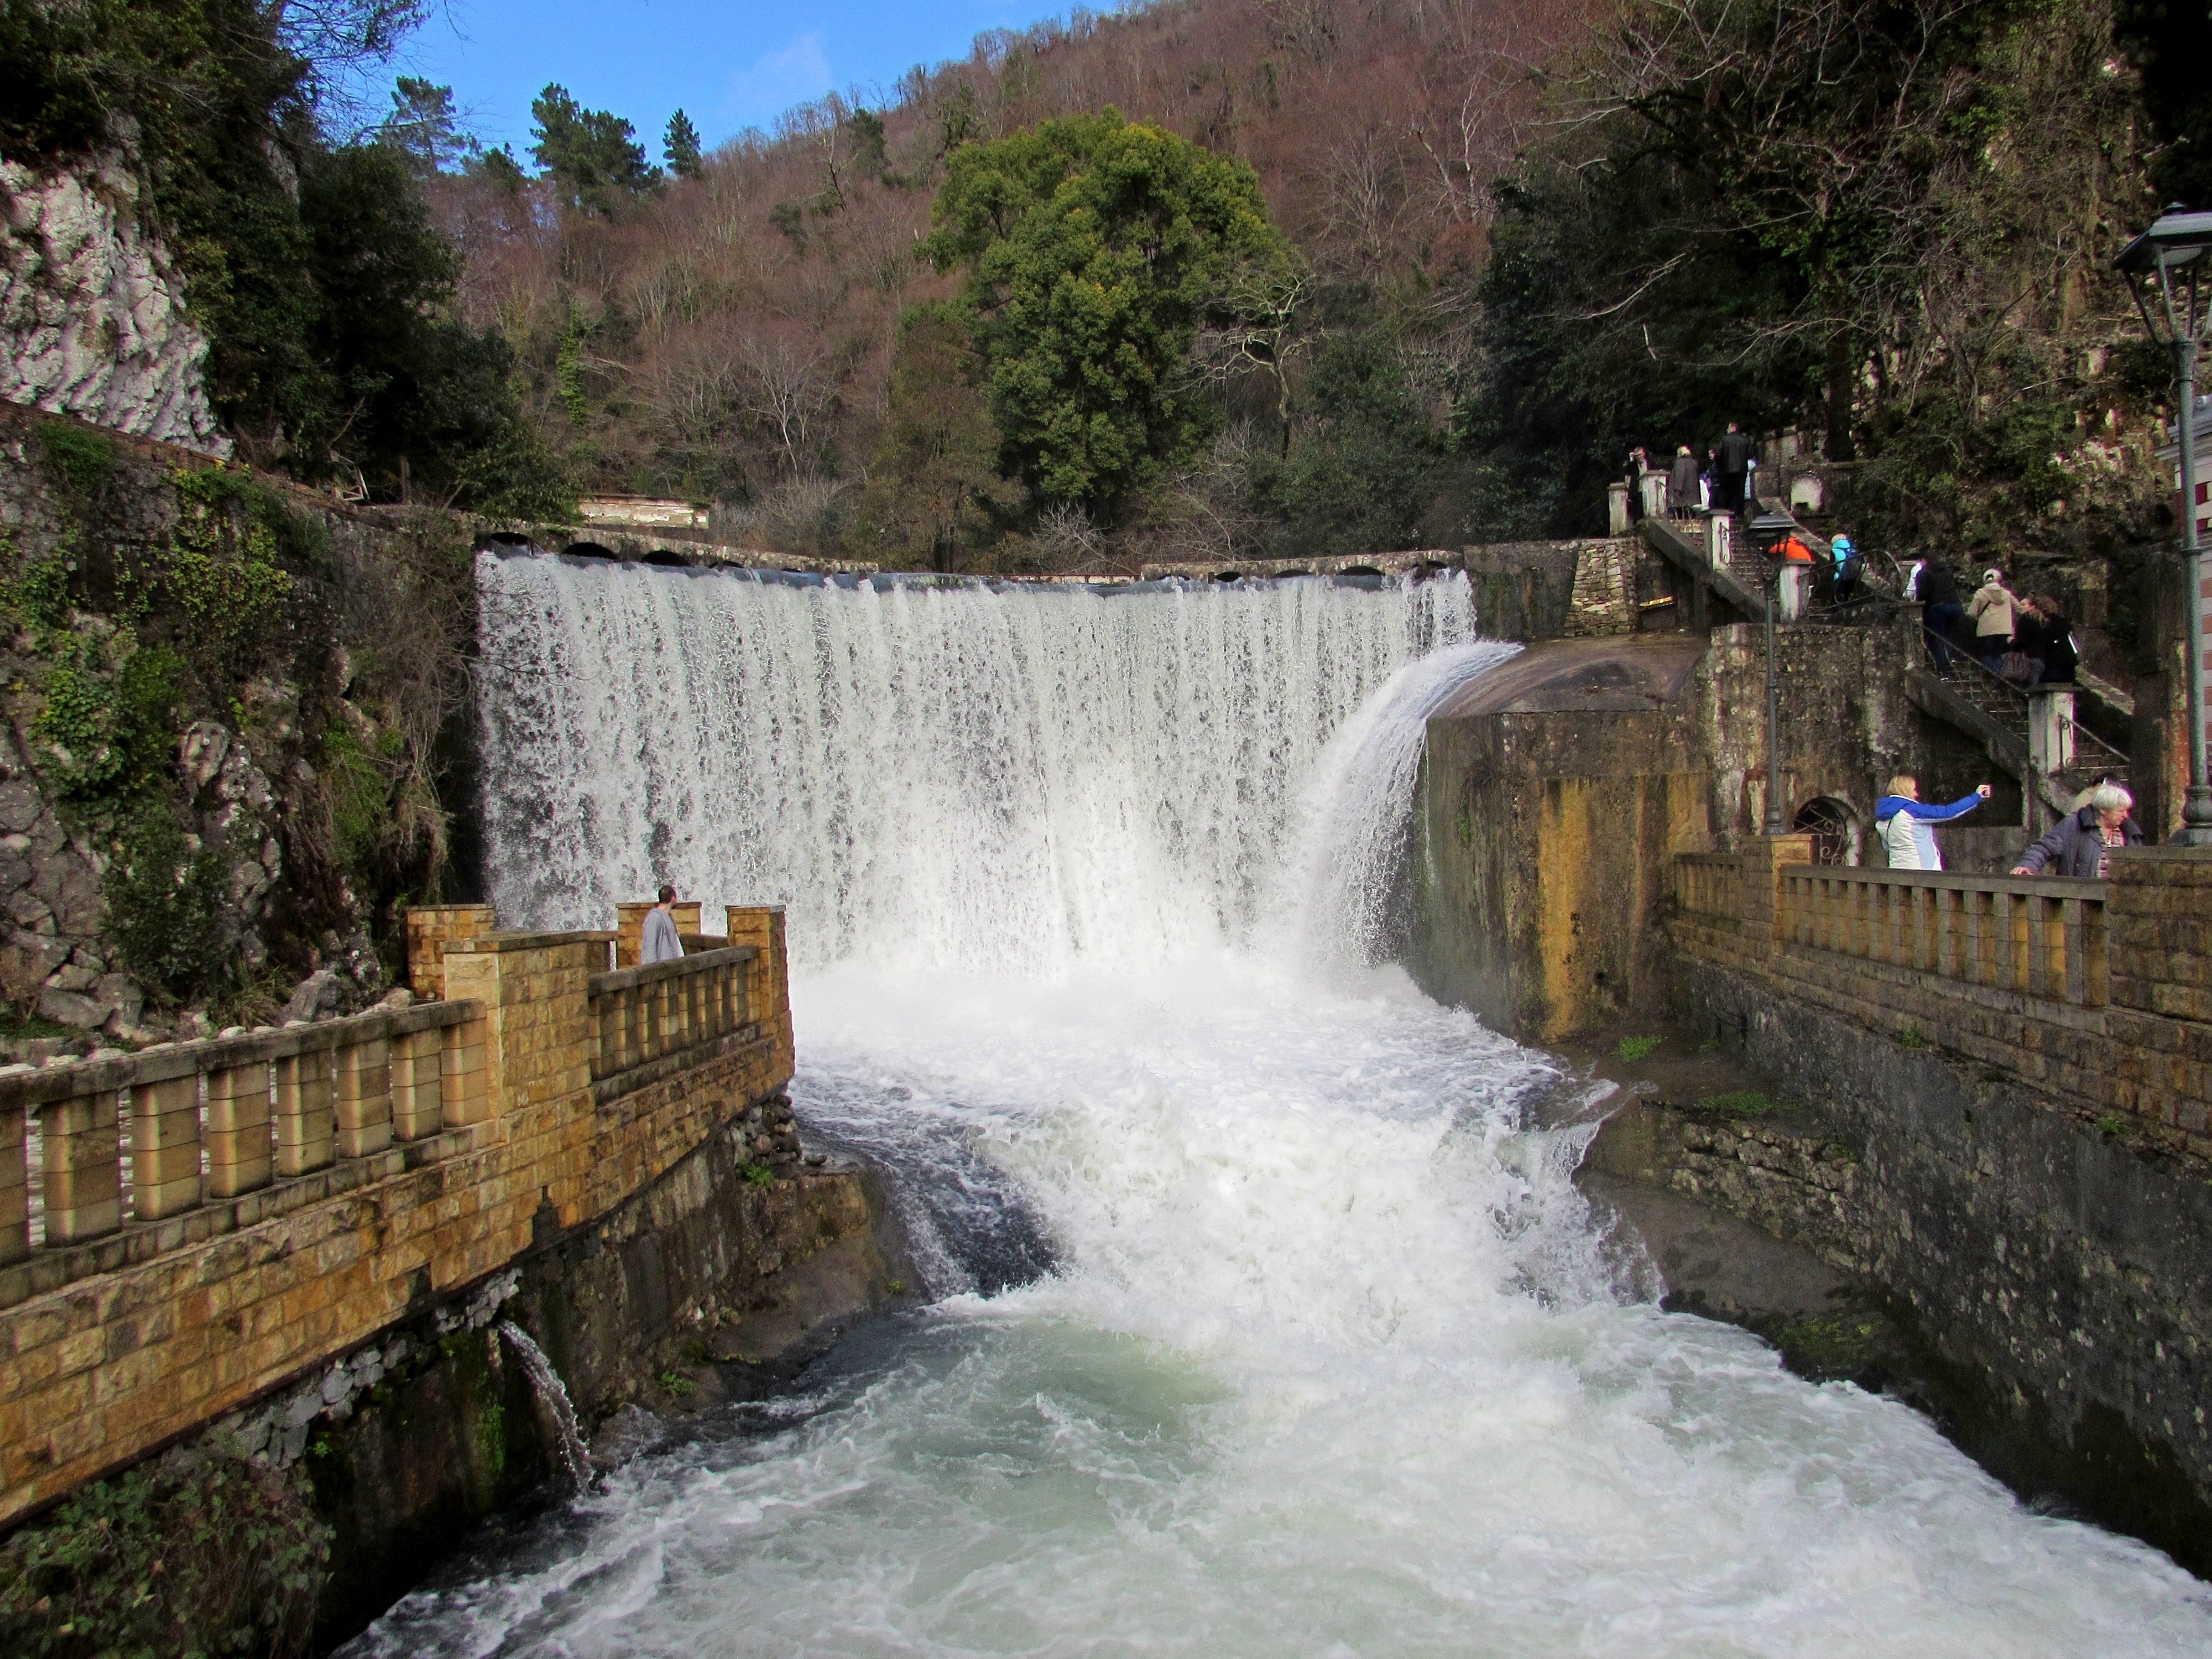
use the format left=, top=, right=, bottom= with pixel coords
left=0, top=919, right=797, bottom=1526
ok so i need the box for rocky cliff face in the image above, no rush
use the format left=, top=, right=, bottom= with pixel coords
left=0, top=150, right=228, bottom=456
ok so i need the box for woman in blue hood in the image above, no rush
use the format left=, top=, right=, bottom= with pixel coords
left=1874, top=774, right=1992, bottom=870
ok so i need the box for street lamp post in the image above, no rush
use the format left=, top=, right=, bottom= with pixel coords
left=2117, top=206, right=2212, bottom=846
left=1746, top=504, right=1798, bottom=836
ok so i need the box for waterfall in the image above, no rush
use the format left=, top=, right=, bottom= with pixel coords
left=498, top=1321, right=590, bottom=1490
left=350, top=556, right=2212, bottom=1657
left=475, top=559, right=1480, bottom=970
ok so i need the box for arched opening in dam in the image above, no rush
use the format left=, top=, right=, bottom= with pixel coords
left=349, top=555, right=2212, bottom=1655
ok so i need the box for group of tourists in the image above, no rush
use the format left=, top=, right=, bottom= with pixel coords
left=1626, top=423, right=1761, bottom=520
left=1906, top=562, right=2077, bottom=686
left=1871, top=775, right=2140, bottom=875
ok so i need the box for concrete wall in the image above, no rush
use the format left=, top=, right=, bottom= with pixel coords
left=1410, top=617, right=2014, bottom=1042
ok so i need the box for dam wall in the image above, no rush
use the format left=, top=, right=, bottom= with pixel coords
left=1661, top=834, right=2212, bottom=1568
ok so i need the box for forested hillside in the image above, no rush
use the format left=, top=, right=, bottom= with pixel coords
left=422, top=0, right=1593, bottom=566
left=4, top=0, right=2209, bottom=579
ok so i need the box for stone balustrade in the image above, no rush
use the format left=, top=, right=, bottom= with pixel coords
left=1667, top=836, right=2212, bottom=1157
left=1781, top=865, right=2108, bottom=1009
left=0, top=901, right=797, bottom=1528
left=0, top=1000, right=481, bottom=1304
left=589, top=946, right=755, bottom=1084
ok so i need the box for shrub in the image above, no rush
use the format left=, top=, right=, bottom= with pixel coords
left=0, top=1441, right=328, bottom=1658
left=32, top=421, right=115, bottom=498
left=102, top=802, right=232, bottom=1001
left=1698, top=1090, right=1786, bottom=1117
left=1614, top=1035, right=1662, bottom=1063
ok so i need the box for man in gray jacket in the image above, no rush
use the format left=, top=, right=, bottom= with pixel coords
left=2010, top=784, right=2142, bottom=879
left=640, top=884, right=685, bottom=963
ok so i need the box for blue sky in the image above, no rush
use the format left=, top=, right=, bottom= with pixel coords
left=379, top=0, right=1072, bottom=160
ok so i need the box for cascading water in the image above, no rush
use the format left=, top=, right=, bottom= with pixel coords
left=499, top=1322, right=592, bottom=1491
left=349, top=559, right=2212, bottom=1655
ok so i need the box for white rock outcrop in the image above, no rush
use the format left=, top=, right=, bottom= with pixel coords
left=0, top=150, right=229, bottom=455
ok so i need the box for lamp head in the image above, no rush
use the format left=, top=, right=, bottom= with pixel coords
left=1745, top=506, right=1795, bottom=557
left=2116, top=205, right=2212, bottom=348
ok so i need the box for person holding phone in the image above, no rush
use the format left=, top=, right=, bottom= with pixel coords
left=1874, top=776, right=1992, bottom=871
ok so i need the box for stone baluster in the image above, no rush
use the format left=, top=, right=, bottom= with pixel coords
left=274, top=1046, right=335, bottom=1177
left=389, top=1025, right=446, bottom=1139
left=0, top=1103, right=26, bottom=1264
left=439, top=1009, right=490, bottom=1128
left=205, top=1058, right=273, bottom=1198
left=43, top=1086, right=121, bottom=1243
left=333, top=1027, right=393, bottom=1159
left=130, top=1070, right=203, bottom=1222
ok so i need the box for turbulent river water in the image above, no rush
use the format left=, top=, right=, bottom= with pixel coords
left=351, top=557, right=2212, bottom=1656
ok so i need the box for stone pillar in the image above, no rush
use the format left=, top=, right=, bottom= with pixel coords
left=1608, top=481, right=1632, bottom=536
left=1639, top=468, right=1667, bottom=520
left=403, top=904, right=497, bottom=999
left=205, top=1057, right=273, bottom=1199
left=1738, top=833, right=1816, bottom=966
left=726, top=905, right=792, bottom=1074
left=333, top=1029, right=393, bottom=1159
left=1778, top=562, right=1812, bottom=623
left=1704, top=513, right=1732, bottom=572
left=129, top=1071, right=203, bottom=1221
left=2028, top=688, right=2076, bottom=777
left=389, top=1024, right=446, bottom=1140
left=0, top=1105, right=27, bottom=1264
left=274, top=1047, right=335, bottom=1178
left=439, top=931, right=603, bottom=1119
left=42, top=1087, right=120, bottom=1243
left=2103, top=848, right=2212, bottom=1159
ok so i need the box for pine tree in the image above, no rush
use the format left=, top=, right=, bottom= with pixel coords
left=383, top=76, right=476, bottom=179
left=530, top=84, right=660, bottom=215
left=664, top=108, right=703, bottom=180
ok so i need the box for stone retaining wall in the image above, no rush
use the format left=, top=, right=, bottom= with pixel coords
left=0, top=914, right=799, bottom=1530
left=1663, top=834, right=2212, bottom=1569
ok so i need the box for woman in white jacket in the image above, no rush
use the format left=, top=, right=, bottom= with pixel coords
left=1874, top=775, right=1993, bottom=870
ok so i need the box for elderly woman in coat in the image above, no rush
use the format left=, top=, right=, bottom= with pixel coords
left=2010, top=783, right=2142, bottom=879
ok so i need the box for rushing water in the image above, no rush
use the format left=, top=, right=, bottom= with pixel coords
left=352, top=560, right=2212, bottom=1655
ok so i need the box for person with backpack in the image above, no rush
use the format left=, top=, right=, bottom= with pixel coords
left=1829, top=535, right=1862, bottom=607
left=1875, top=776, right=1993, bottom=870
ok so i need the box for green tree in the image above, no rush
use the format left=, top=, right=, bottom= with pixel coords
left=383, top=75, right=477, bottom=179
left=1459, top=0, right=2155, bottom=554
left=301, top=140, right=569, bottom=514
left=1251, top=329, right=1452, bottom=559
left=853, top=302, right=1019, bottom=570
left=922, top=109, right=1303, bottom=514
left=664, top=108, right=703, bottom=179
left=531, top=83, right=660, bottom=213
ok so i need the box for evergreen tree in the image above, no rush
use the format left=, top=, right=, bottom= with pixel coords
left=853, top=303, right=1018, bottom=570
left=664, top=108, right=703, bottom=180
left=530, top=84, right=660, bottom=214
left=382, top=76, right=475, bottom=179
left=922, top=109, right=1302, bottom=513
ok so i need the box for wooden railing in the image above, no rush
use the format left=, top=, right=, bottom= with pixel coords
left=1674, top=853, right=1746, bottom=920
left=0, top=999, right=481, bottom=1263
left=1780, top=867, right=2109, bottom=1008
left=587, top=946, right=757, bottom=1082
